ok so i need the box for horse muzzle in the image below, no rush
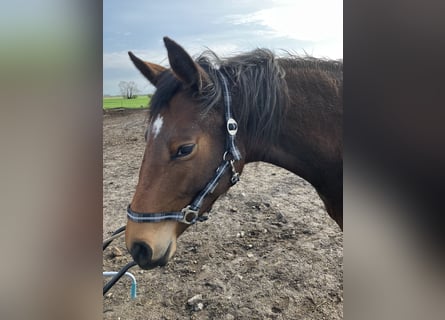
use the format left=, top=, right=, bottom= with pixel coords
left=129, top=241, right=173, bottom=270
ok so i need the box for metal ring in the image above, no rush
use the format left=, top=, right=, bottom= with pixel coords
left=181, top=206, right=199, bottom=225
left=227, top=118, right=238, bottom=136
left=223, top=151, right=235, bottom=162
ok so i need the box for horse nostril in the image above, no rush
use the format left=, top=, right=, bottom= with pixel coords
left=130, top=241, right=153, bottom=267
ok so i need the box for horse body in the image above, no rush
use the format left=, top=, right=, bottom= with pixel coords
left=125, top=37, right=342, bottom=269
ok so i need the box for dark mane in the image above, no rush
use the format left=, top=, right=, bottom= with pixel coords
left=149, top=48, right=343, bottom=146
left=196, top=49, right=289, bottom=146
left=197, top=50, right=342, bottom=147
left=279, top=53, right=343, bottom=75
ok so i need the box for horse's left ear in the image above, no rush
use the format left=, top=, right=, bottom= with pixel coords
left=163, top=37, right=209, bottom=91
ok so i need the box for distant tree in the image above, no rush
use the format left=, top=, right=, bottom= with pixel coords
left=119, top=81, right=139, bottom=99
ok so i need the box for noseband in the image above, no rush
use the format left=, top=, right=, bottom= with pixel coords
left=127, top=71, right=241, bottom=225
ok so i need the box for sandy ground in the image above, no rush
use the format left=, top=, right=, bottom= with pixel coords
left=103, top=109, right=343, bottom=319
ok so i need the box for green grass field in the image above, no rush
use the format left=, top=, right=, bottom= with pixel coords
left=103, top=96, right=150, bottom=109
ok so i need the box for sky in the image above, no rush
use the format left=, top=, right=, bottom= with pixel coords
left=103, top=0, right=342, bottom=95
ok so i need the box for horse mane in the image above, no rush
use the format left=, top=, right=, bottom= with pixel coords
left=149, top=48, right=343, bottom=146
left=196, top=49, right=289, bottom=146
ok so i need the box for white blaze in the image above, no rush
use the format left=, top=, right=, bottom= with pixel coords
left=152, top=115, right=164, bottom=139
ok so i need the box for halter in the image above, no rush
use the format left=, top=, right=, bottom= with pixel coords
left=127, top=70, right=241, bottom=225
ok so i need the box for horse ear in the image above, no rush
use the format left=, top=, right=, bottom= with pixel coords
left=163, top=37, right=209, bottom=91
left=128, top=51, right=166, bottom=87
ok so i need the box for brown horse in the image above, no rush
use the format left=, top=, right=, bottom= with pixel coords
left=125, top=37, right=342, bottom=269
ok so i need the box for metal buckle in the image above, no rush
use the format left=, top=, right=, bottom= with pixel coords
left=180, top=205, right=199, bottom=225
left=231, top=173, right=240, bottom=184
left=227, top=118, right=238, bottom=136
left=223, top=151, right=231, bottom=161
left=230, top=159, right=240, bottom=184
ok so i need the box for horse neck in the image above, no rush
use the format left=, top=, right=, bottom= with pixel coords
left=242, top=96, right=343, bottom=228
left=242, top=76, right=343, bottom=194
left=230, top=58, right=343, bottom=228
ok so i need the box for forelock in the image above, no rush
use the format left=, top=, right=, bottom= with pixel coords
left=149, top=70, right=182, bottom=116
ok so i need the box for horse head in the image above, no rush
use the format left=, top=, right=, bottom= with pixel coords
left=125, top=37, right=245, bottom=269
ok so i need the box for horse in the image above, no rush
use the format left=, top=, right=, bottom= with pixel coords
left=125, top=37, right=342, bottom=270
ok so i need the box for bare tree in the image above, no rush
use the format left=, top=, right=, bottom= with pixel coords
left=119, top=81, right=139, bottom=99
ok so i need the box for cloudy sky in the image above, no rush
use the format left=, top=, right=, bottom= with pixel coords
left=103, top=0, right=342, bottom=95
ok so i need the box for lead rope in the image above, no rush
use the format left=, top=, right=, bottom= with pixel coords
left=103, top=226, right=126, bottom=250
left=103, top=226, right=134, bottom=296
left=103, top=260, right=137, bottom=296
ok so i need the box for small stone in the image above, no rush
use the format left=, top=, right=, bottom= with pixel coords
left=201, top=264, right=210, bottom=271
left=187, top=294, right=203, bottom=306
left=111, top=246, right=122, bottom=257
left=248, top=244, right=253, bottom=248
left=105, top=292, right=113, bottom=298
left=237, top=231, right=245, bottom=238
left=187, top=294, right=205, bottom=312
left=247, top=253, right=254, bottom=258
left=275, top=211, right=288, bottom=224
left=195, top=302, right=204, bottom=311
left=263, top=229, right=268, bottom=233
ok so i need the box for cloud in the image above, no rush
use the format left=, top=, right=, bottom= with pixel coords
left=226, top=0, right=342, bottom=42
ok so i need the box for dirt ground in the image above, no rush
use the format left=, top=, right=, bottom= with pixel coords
left=103, top=109, right=343, bottom=320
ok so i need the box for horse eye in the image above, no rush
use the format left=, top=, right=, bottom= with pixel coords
left=175, top=144, right=195, bottom=158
